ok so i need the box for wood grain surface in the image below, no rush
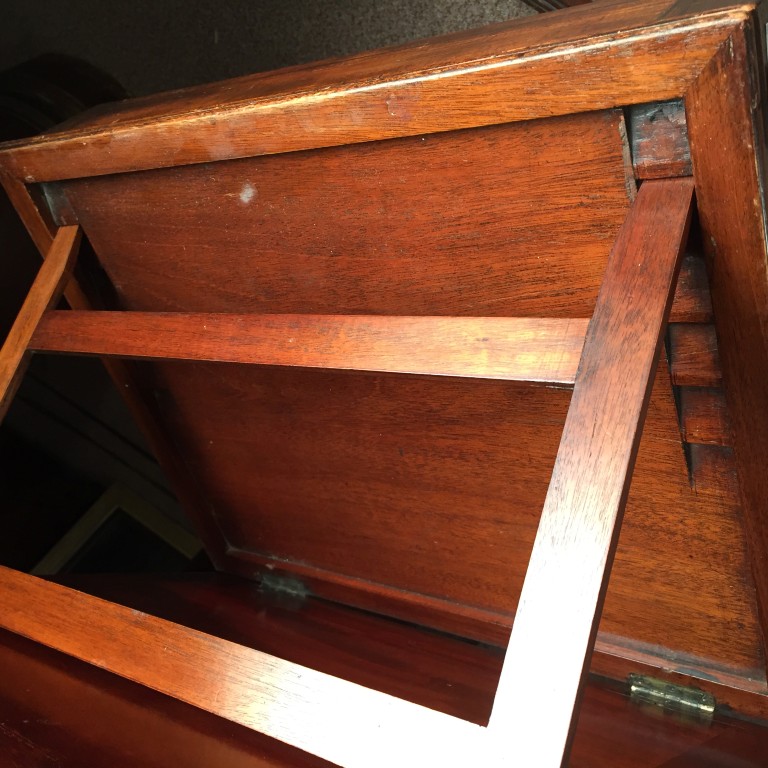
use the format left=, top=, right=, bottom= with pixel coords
left=58, top=112, right=634, bottom=320
left=0, top=567, right=491, bottom=768
left=488, top=178, right=694, bottom=766
left=1, top=574, right=766, bottom=768
left=0, top=1, right=745, bottom=181
left=31, top=312, right=589, bottom=384
left=1, top=557, right=763, bottom=768
left=0, top=225, right=79, bottom=421
left=0, top=181, right=233, bottom=566
left=686, top=14, right=768, bottom=652
left=0, top=0, right=765, bottom=723
left=39, top=107, right=764, bottom=684
left=668, top=324, right=722, bottom=386
left=679, top=386, right=731, bottom=445
left=669, top=253, right=714, bottom=323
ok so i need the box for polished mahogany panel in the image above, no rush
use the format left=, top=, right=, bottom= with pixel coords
left=47, top=109, right=764, bottom=682
left=62, top=111, right=634, bottom=319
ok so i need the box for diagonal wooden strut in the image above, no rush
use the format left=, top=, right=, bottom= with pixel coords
left=0, top=224, right=80, bottom=421
left=488, top=177, right=694, bottom=766
left=0, top=178, right=693, bottom=768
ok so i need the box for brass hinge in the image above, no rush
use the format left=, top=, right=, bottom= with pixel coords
left=628, top=674, right=716, bottom=724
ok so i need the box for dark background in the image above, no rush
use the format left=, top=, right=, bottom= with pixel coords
left=1, top=0, right=533, bottom=98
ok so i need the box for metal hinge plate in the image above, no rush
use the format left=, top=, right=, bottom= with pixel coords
left=628, top=674, right=716, bottom=724
left=259, top=571, right=309, bottom=600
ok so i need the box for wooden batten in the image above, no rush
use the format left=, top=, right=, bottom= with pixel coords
left=30, top=312, right=589, bottom=385
left=668, top=324, right=722, bottom=387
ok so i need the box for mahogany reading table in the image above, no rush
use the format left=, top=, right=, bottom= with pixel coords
left=1, top=1, right=768, bottom=765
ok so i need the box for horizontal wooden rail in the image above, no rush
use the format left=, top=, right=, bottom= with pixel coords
left=30, top=312, right=589, bottom=384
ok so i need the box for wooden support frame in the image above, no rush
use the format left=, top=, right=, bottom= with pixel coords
left=0, top=178, right=693, bottom=767
left=1, top=0, right=768, bottom=759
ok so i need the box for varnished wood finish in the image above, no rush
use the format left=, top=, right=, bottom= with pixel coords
left=0, top=225, right=79, bottom=420
left=690, top=443, right=740, bottom=494
left=669, top=253, right=714, bottom=323
left=49, top=572, right=503, bottom=725
left=56, top=112, right=634, bottom=320
left=1, top=1, right=768, bottom=761
left=0, top=567, right=490, bottom=768
left=0, top=2, right=745, bottom=181
left=1, top=574, right=766, bottom=768
left=679, top=387, right=731, bottom=445
left=0, top=625, right=333, bottom=768
left=0, top=182, right=728, bottom=764
left=686, top=9, right=768, bottom=654
left=0, top=178, right=232, bottom=566
left=488, top=178, right=694, bottom=766
left=124, top=348, right=764, bottom=680
left=668, top=324, right=721, bottom=386
left=3, top=570, right=764, bottom=768
left=32, top=105, right=763, bottom=682
left=31, top=312, right=589, bottom=384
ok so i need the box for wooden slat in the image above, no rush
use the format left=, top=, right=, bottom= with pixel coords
left=31, top=312, right=589, bottom=384
left=0, top=225, right=80, bottom=421
left=0, top=2, right=740, bottom=181
left=0, top=567, right=486, bottom=768
left=488, top=177, right=694, bottom=765
left=679, top=386, right=731, bottom=445
left=690, top=443, right=740, bottom=497
left=668, top=323, right=722, bottom=386
left=669, top=253, right=713, bottom=323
